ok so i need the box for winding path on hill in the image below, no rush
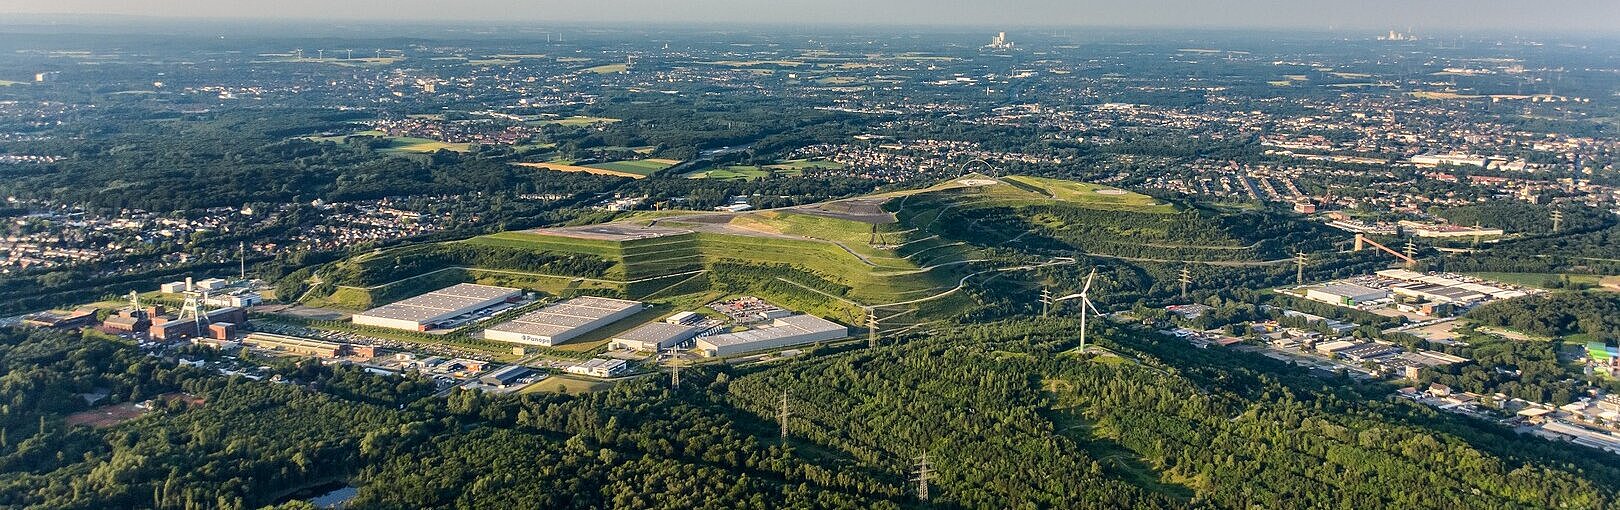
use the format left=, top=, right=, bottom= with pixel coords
left=1085, top=253, right=1295, bottom=267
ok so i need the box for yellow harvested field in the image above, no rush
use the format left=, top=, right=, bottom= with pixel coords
left=513, top=162, right=645, bottom=179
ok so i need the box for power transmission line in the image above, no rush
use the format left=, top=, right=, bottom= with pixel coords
left=1178, top=266, right=1192, bottom=300
left=778, top=391, right=791, bottom=440
left=913, top=454, right=936, bottom=502
left=1295, top=252, right=1308, bottom=285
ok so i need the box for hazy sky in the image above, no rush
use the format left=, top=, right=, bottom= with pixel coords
left=3, top=0, right=1619, bottom=33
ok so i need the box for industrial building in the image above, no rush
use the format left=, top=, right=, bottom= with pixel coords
left=1338, top=343, right=1402, bottom=362
left=484, top=296, right=643, bottom=346
left=207, top=322, right=237, bottom=341
left=242, top=332, right=344, bottom=358
left=22, top=308, right=96, bottom=329
left=1304, top=283, right=1390, bottom=306
left=1397, top=221, right=1505, bottom=239
left=1377, top=269, right=1529, bottom=302
left=352, top=283, right=521, bottom=331
left=1315, top=340, right=1360, bottom=355
left=693, top=314, right=848, bottom=357
left=610, top=322, right=703, bottom=351
left=479, top=365, right=533, bottom=387
left=565, top=358, right=630, bottom=378
left=149, top=307, right=247, bottom=340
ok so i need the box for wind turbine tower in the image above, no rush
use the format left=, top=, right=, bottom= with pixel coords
left=1051, top=269, right=1103, bottom=354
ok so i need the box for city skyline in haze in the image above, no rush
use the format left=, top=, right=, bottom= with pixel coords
left=3, top=0, right=1620, bottom=34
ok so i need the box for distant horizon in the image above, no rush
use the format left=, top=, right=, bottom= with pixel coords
left=2, top=0, right=1619, bottom=35
left=2, top=13, right=1620, bottom=41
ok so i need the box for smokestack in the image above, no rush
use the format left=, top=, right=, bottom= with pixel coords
left=185, top=277, right=194, bottom=292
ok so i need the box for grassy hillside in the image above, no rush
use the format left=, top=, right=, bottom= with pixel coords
left=307, top=210, right=980, bottom=325
left=888, top=175, right=1333, bottom=261
left=303, top=174, right=1325, bottom=324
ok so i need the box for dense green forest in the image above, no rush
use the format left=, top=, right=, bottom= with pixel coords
left=1467, top=292, right=1620, bottom=341
left=4, top=316, right=1619, bottom=509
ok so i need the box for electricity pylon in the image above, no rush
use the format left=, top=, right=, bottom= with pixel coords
left=778, top=391, right=791, bottom=440
left=913, top=454, right=936, bottom=502
left=1178, top=266, right=1192, bottom=300
left=1295, top=252, right=1308, bottom=285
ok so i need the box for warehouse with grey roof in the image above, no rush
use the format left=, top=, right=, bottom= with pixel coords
left=610, top=322, right=703, bottom=351
left=352, top=283, right=521, bottom=331
left=483, top=296, right=644, bottom=346
left=693, top=314, right=848, bottom=357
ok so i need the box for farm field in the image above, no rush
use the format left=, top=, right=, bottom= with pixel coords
left=584, top=63, right=628, bottom=74
left=683, top=165, right=776, bottom=180
left=1462, top=272, right=1613, bottom=290
left=377, top=136, right=471, bottom=153
left=683, top=159, right=838, bottom=180
left=512, top=161, right=643, bottom=178
left=583, top=158, right=681, bottom=176
left=298, top=130, right=471, bottom=153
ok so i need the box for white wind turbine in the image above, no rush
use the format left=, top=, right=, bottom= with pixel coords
left=1052, top=268, right=1103, bottom=353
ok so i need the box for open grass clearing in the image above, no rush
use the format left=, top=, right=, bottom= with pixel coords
left=584, top=63, right=628, bottom=74
left=521, top=375, right=618, bottom=394
left=999, top=175, right=1174, bottom=212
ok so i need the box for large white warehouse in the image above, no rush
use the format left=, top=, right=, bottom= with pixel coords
left=352, top=283, right=520, bottom=331
left=484, top=296, right=643, bottom=346
left=610, top=322, right=703, bottom=351
left=694, top=314, right=848, bottom=357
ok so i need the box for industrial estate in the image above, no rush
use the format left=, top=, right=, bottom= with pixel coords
left=4, top=16, right=1620, bottom=510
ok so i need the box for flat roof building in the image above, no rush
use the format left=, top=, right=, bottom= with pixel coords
left=565, top=358, right=630, bottom=378
left=352, top=283, right=521, bottom=331
left=1315, top=340, right=1360, bottom=355
left=484, top=296, right=643, bottom=346
left=610, top=322, right=703, bottom=351
left=243, top=332, right=343, bottom=358
left=479, top=365, right=532, bottom=387
left=694, top=314, right=848, bottom=357
left=1305, top=283, right=1390, bottom=306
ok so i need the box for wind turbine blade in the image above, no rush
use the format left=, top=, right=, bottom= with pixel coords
left=1083, top=298, right=1104, bottom=317
left=1055, top=293, right=1084, bottom=301
left=1081, top=269, right=1096, bottom=294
